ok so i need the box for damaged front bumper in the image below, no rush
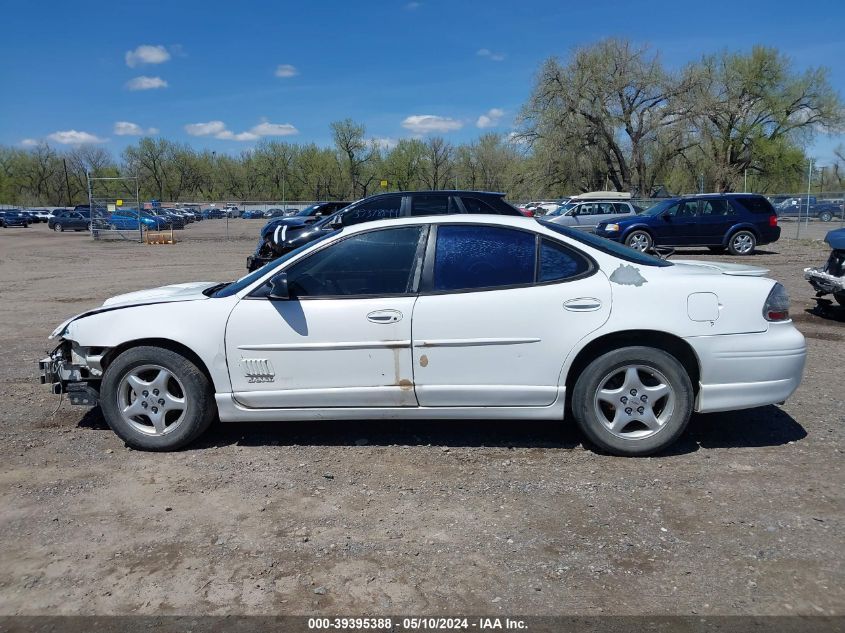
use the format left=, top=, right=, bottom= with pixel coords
left=38, top=341, right=102, bottom=406
left=804, top=267, right=845, bottom=296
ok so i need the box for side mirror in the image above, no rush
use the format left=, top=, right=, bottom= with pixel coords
left=267, top=273, right=289, bottom=300
left=314, top=211, right=323, bottom=217
left=662, top=213, right=671, bottom=221
left=329, top=213, right=344, bottom=229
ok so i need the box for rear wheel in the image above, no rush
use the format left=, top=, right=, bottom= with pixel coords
left=728, top=230, right=756, bottom=256
left=819, top=211, right=833, bottom=222
left=571, top=346, right=694, bottom=456
left=100, top=346, right=216, bottom=451
left=625, top=230, right=652, bottom=252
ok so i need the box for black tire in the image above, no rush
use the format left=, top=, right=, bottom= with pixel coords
left=707, top=246, right=726, bottom=253
left=100, top=346, right=216, bottom=451
left=571, top=346, right=694, bottom=456
left=624, top=230, right=653, bottom=252
left=835, top=292, right=845, bottom=307
left=727, top=230, right=756, bottom=256
left=819, top=211, right=833, bottom=222
left=54, top=223, right=63, bottom=232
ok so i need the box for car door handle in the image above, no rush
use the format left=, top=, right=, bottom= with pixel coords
left=367, top=309, right=403, bottom=323
left=563, top=298, right=602, bottom=312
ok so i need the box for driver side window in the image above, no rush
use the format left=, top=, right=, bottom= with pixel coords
left=284, top=226, right=424, bottom=297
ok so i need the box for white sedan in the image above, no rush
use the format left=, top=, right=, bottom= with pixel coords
left=40, top=215, right=806, bottom=456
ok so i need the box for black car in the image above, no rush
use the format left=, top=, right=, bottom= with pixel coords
left=0, top=210, right=30, bottom=228
left=48, top=210, right=91, bottom=232
left=160, top=209, right=187, bottom=229
left=246, top=191, right=523, bottom=271
left=594, top=194, right=781, bottom=255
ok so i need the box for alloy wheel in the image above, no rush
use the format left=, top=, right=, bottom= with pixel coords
left=593, top=365, right=675, bottom=440
left=116, top=364, right=187, bottom=436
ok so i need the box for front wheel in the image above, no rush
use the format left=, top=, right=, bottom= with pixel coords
left=100, top=346, right=216, bottom=451
left=728, top=230, right=756, bottom=256
left=625, top=230, right=653, bottom=252
left=571, top=346, right=694, bottom=456
left=54, top=223, right=63, bottom=232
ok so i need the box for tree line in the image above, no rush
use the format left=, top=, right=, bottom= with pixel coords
left=1, top=40, right=843, bottom=206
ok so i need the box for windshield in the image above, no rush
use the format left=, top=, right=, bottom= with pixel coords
left=639, top=199, right=678, bottom=217
left=295, top=204, right=323, bottom=217
left=538, top=220, right=672, bottom=267
left=544, top=202, right=575, bottom=218
left=213, top=231, right=337, bottom=298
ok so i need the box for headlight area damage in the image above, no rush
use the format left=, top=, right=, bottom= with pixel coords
left=804, top=228, right=845, bottom=308
left=39, top=340, right=104, bottom=406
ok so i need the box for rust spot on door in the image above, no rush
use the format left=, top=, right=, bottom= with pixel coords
left=397, top=379, right=413, bottom=390
left=419, top=354, right=429, bottom=367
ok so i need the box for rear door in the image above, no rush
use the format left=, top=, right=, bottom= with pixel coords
left=411, top=224, right=610, bottom=407
left=695, top=198, right=736, bottom=244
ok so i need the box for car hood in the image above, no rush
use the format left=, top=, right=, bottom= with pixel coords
left=260, top=217, right=312, bottom=238
left=50, top=282, right=218, bottom=339
left=825, top=228, right=845, bottom=251
left=669, top=260, right=770, bottom=276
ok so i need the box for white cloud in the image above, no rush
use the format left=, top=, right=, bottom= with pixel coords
left=371, top=137, right=398, bottom=150
left=114, top=121, right=158, bottom=136
left=125, top=44, right=171, bottom=68
left=47, top=130, right=108, bottom=145
left=185, top=121, right=228, bottom=136
left=250, top=121, right=298, bottom=136
left=476, top=108, right=505, bottom=129
left=185, top=120, right=299, bottom=141
left=477, top=48, right=506, bottom=62
left=275, top=64, right=298, bottom=78
left=20, top=138, right=38, bottom=147
left=401, top=114, right=463, bottom=134
left=126, top=76, right=168, bottom=91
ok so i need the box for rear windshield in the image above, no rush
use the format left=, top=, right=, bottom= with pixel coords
left=732, top=196, right=775, bottom=214
left=538, top=220, right=672, bottom=267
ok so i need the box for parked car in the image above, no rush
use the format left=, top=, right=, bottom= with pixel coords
left=247, top=191, right=523, bottom=271
left=224, top=204, right=241, bottom=218
left=241, top=209, right=266, bottom=219
left=594, top=194, right=780, bottom=255
left=40, top=215, right=806, bottom=455
left=159, top=209, right=186, bottom=229
left=202, top=207, right=224, bottom=219
left=804, top=228, right=845, bottom=309
left=26, top=209, right=50, bottom=223
left=545, top=193, right=642, bottom=232
left=264, top=208, right=287, bottom=219
left=48, top=210, right=91, bottom=232
left=248, top=201, right=352, bottom=270
left=0, top=210, right=30, bottom=228
left=774, top=197, right=843, bottom=222
left=108, top=209, right=169, bottom=231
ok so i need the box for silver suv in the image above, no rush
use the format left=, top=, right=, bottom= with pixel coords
left=545, top=200, right=641, bottom=232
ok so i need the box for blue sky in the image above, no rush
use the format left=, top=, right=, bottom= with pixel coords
left=1, top=0, right=844, bottom=164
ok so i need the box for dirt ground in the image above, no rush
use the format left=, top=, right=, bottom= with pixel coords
left=0, top=219, right=842, bottom=616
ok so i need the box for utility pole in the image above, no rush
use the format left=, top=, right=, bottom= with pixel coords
left=63, top=158, right=72, bottom=206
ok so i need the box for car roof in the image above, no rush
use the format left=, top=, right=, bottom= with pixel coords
left=363, top=190, right=506, bottom=198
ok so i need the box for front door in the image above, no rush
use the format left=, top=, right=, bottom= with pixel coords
left=411, top=224, right=611, bottom=407
left=225, top=225, right=427, bottom=408
left=654, top=200, right=699, bottom=245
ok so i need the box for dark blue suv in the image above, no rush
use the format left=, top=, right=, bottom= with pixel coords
left=594, top=194, right=780, bottom=255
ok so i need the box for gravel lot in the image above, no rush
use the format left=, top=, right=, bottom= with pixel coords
left=0, top=220, right=842, bottom=616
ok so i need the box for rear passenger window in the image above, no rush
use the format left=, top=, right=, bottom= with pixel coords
left=434, top=225, right=535, bottom=291
left=539, top=239, right=590, bottom=282
left=411, top=195, right=457, bottom=216
left=461, top=197, right=500, bottom=214
left=700, top=199, right=734, bottom=216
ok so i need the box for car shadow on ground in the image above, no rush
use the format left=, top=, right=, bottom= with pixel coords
left=76, top=404, right=807, bottom=456
left=804, top=305, right=845, bottom=324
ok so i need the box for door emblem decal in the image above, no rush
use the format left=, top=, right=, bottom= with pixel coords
left=241, top=358, right=275, bottom=383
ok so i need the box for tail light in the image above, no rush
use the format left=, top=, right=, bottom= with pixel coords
left=763, top=283, right=790, bottom=321
left=769, top=214, right=778, bottom=227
